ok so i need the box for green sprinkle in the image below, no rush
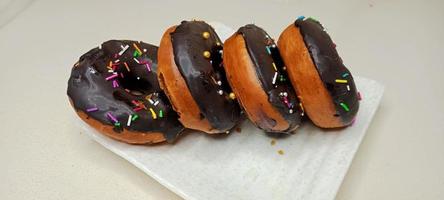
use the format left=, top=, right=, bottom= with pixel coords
left=114, top=122, right=121, bottom=127
left=131, top=114, right=139, bottom=121
left=342, top=73, right=350, bottom=78
left=340, top=103, right=350, bottom=112
left=159, top=110, right=164, bottom=118
left=133, top=50, right=140, bottom=57
left=279, top=75, right=286, bottom=82
left=308, top=17, right=318, bottom=22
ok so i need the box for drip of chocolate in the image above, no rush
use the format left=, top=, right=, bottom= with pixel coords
left=295, top=18, right=359, bottom=123
left=171, top=21, right=241, bottom=131
left=237, top=24, right=303, bottom=132
left=67, top=40, right=184, bottom=142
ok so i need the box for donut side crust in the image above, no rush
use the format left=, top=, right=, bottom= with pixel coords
left=278, top=24, right=343, bottom=128
left=157, top=26, right=218, bottom=133
left=223, top=34, right=290, bottom=132
left=69, top=99, right=167, bottom=144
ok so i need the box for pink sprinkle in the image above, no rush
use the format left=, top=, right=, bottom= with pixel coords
left=112, top=80, right=119, bottom=88
left=106, top=112, right=118, bottom=123
left=145, top=63, right=151, bottom=72
left=358, top=92, right=362, bottom=101
left=120, top=73, right=124, bottom=78
left=114, top=54, right=119, bottom=58
left=105, top=74, right=118, bottom=81
left=282, top=96, right=291, bottom=108
left=86, top=107, right=98, bottom=112
left=133, top=107, right=143, bottom=112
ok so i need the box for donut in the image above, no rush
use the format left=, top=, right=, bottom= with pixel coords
left=157, top=20, right=242, bottom=134
left=278, top=17, right=359, bottom=128
left=67, top=40, right=184, bottom=144
left=223, top=24, right=304, bottom=133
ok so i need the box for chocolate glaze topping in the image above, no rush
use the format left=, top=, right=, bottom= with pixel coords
left=67, top=40, right=184, bottom=142
left=171, top=21, right=241, bottom=132
left=237, top=24, right=303, bottom=132
left=295, top=18, right=359, bottom=123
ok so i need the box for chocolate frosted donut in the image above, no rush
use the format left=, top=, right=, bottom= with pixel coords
left=158, top=20, right=242, bottom=133
left=67, top=40, right=184, bottom=144
left=223, top=24, right=304, bottom=133
left=278, top=17, right=360, bottom=128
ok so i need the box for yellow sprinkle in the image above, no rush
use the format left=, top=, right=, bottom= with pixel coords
left=299, top=103, right=304, bottom=112
left=203, top=51, right=211, bottom=58
left=216, top=42, right=221, bottom=46
left=149, top=108, right=157, bottom=119
left=202, top=31, right=210, bottom=39
left=272, top=62, right=277, bottom=71
left=229, top=92, right=236, bottom=100
left=133, top=43, right=142, bottom=54
left=335, top=79, right=348, bottom=83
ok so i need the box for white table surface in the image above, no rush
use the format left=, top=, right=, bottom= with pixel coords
left=0, top=0, right=443, bottom=199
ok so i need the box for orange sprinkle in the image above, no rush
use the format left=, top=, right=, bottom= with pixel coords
left=124, top=62, right=130, bottom=71
left=133, top=43, right=142, bottom=54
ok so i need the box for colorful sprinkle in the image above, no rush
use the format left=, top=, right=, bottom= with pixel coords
left=86, top=107, right=98, bottom=112
left=105, top=74, right=118, bottom=81
left=145, top=63, right=151, bottom=72
left=149, top=108, right=157, bottom=119
left=112, top=80, right=119, bottom=88
left=127, top=115, right=132, bottom=127
left=347, top=85, right=350, bottom=91
left=131, top=114, right=139, bottom=121
left=340, top=102, right=350, bottom=112
left=266, top=46, right=271, bottom=55
left=272, top=62, right=277, bottom=71
left=272, top=72, right=278, bottom=85
left=159, top=110, right=164, bottom=118
left=114, top=122, right=121, bottom=127
left=124, top=62, right=130, bottom=71
left=133, top=107, right=143, bottom=112
left=133, top=50, right=140, bottom=57
left=148, top=99, right=154, bottom=105
left=133, top=43, right=142, bottom=55
left=133, top=58, right=140, bottom=64
left=342, top=73, right=350, bottom=78
left=106, top=112, right=118, bottom=123
left=153, top=101, right=159, bottom=106
left=118, top=45, right=129, bottom=56
left=297, top=16, right=305, bottom=20
left=335, top=79, right=348, bottom=84
left=218, top=90, right=224, bottom=95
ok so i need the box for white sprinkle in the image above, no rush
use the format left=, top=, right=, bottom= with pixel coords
left=347, top=85, right=351, bottom=91
left=219, top=50, right=223, bottom=54
left=99, top=44, right=102, bottom=49
left=225, top=131, right=230, bottom=134
left=108, top=69, right=114, bottom=73
left=217, top=81, right=222, bottom=86
left=143, top=49, right=147, bottom=52
left=118, top=45, right=130, bottom=56
left=114, top=59, right=120, bottom=63
left=283, top=92, right=288, bottom=97
left=218, top=90, right=224, bottom=95
left=137, top=77, right=140, bottom=80
left=271, top=44, right=276, bottom=48
left=289, top=109, right=294, bottom=114
left=113, top=72, right=118, bottom=75
left=127, top=115, right=132, bottom=127
left=272, top=72, right=278, bottom=85
left=282, top=66, right=287, bottom=70
left=148, top=99, right=154, bottom=104
left=154, top=101, right=159, bottom=106
left=133, top=58, right=140, bottom=64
